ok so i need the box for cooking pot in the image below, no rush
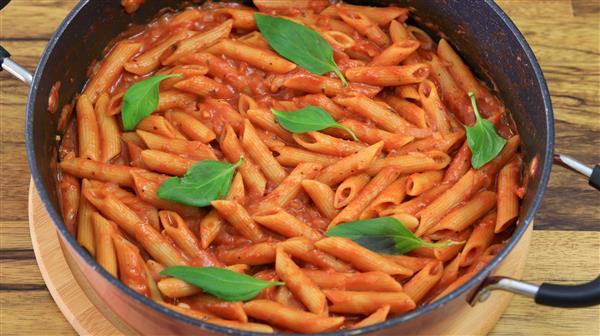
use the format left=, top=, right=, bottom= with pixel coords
left=1, top=0, right=599, bottom=335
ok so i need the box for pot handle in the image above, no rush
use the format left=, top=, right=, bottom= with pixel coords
left=0, top=45, right=33, bottom=86
left=471, top=154, right=600, bottom=307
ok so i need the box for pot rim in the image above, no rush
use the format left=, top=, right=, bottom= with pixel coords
left=25, top=0, right=554, bottom=335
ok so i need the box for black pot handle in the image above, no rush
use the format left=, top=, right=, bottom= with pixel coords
left=0, top=45, right=33, bottom=86
left=471, top=154, right=600, bottom=308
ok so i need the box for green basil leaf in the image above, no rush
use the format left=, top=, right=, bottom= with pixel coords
left=465, top=92, right=507, bottom=169
left=272, top=106, right=358, bottom=141
left=160, top=266, right=284, bottom=302
left=157, top=157, right=243, bottom=207
left=326, top=217, right=456, bottom=255
left=254, top=13, right=347, bottom=86
left=121, top=74, right=182, bottom=131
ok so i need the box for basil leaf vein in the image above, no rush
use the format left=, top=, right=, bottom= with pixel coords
left=326, top=217, right=458, bottom=254
left=121, top=74, right=182, bottom=131
left=160, top=266, right=284, bottom=302
left=157, top=157, right=243, bottom=207
left=272, top=106, right=358, bottom=141
left=254, top=13, right=347, bottom=85
left=464, top=92, right=507, bottom=169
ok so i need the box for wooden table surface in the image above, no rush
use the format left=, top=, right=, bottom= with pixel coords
left=0, top=1, right=598, bottom=335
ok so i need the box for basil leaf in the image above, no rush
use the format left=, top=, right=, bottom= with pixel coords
left=160, top=266, right=284, bottom=302
left=326, top=217, right=456, bottom=255
left=157, top=157, right=243, bottom=207
left=465, top=92, right=507, bottom=169
left=254, top=13, right=347, bottom=85
left=272, top=106, right=358, bottom=141
left=121, top=74, right=182, bottom=131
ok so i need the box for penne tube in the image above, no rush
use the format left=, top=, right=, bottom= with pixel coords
left=389, top=19, right=409, bottom=42
left=83, top=42, right=141, bottom=103
left=140, top=150, right=196, bottom=176
left=352, top=305, right=391, bottom=329
left=384, top=95, right=428, bottom=129
left=282, top=71, right=382, bottom=98
left=275, top=247, right=327, bottom=315
left=419, top=79, right=451, bottom=133
left=427, top=54, right=472, bottom=125
left=92, top=213, right=118, bottom=277
left=124, top=30, right=196, bottom=75
left=334, top=173, right=371, bottom=209
left=216, top=242, right=278, bottom=266
left=338, top=9, right=389, bottom=47
left=208, top=39, right=296, bottom=74
left=211, top=200, right=264, bottom=241
left=136, top=130, right=217, bottom=161
left=253, top=163, right=322, bottom=213
left=321, top=3, right=408, bottom=26
left=367, top=151, right=451, bottom=176
left=345, top=64, right=430, bottom=86
left=395, top=131, right=465, bottom=155
left=318, top=141, right=383, bottom=186
left=94, top=93, right=121, bottom=162
left=339, top=119, right=414, bottom=151
left=137, top=115, right=187, bottom=140
left=253, top=208, right=322, bottom=240
left=157, top=277, right=201, bottom=298
left=242, top=120, right=287, bottom=184
left=442, top=140, right=471, bottom=183
left=238, top=93, right=260, bottom=117
left=322, top=30, right=355, bottom=49
left=185, top=294, right=248, bottom=323
left=382, top=183, right=451, bottom=217
left=334, top=94, right=411, bottom=133
left=159, top=211, right=203, bottom=260
left=83, top=186, right=141, bottom=236
left=425, top=254, right=461, bottom=302
left=395, top=85, right=420, bottom=100
left=414, top=229, right=470, bottom=262
left=360, top=176, right=407, bottom=219
left=174, top=75, right=234, bottom=99
left=144, top=261, right=163, bottom=302
left=331, top=167, right=402, bottom=227
left=238, top=31, right=271, bottom=49
left=325, top=290, right=415, bottom=315
left=402, top=261, right=444, bottom=304
left=135, top=223, right=189, bottom=266
left=77, top=179, right=97, bottom=256
left=216, top=7, right=256, bottom=30
left=370, top=40, right=420, bottom=66
left=406, top=170, right=444, bottom=196
left=314, top=237, right=413, bottom=276
left=273, top=286, right=305, bottom=311
left=76, top=94, right=101, bottom=161
left=220, top=124, right=267, bottom=196
left=425, top=190, right=497, bottom=236
left=199, top=210, right=223, bottom=250
left=292, top=132, right=366, bottom=156
left=58, top=171, right=80, bottom=235
left=157, top=90, right=197, bottom=112
left=301, top=180, right=338, bottom=219
left=279, top=237, right=352, bottom=272
left=385, top=255, right=435, bottom=273
left=130, top=169, right=201, bottom=216
left=273, top=145, right=340, bottom=167
left=460, top=212, right=496, bottom=267
left=302, top=269, right=403, bottom=292
left=112, top=233, right=150, bottom=297
left=163, top=19, right=233, bottom=65
left=496, top=158, right=521, bottom=233
left=164, top=110, right=216, bottom=143
left=243, top=300, right=344, bottom=334
left=246, top=108, right=294, bottom=143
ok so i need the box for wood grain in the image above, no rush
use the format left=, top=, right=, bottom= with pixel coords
left=0, top=0, right=598, bottom=335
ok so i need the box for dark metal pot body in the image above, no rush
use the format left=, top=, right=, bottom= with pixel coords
left=25, top=0, right=553, bottom=335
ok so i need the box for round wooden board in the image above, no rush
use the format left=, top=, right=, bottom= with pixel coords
left=28, top=180, right=129, bottom=336
left=28, top=178, right=533, bottom=336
